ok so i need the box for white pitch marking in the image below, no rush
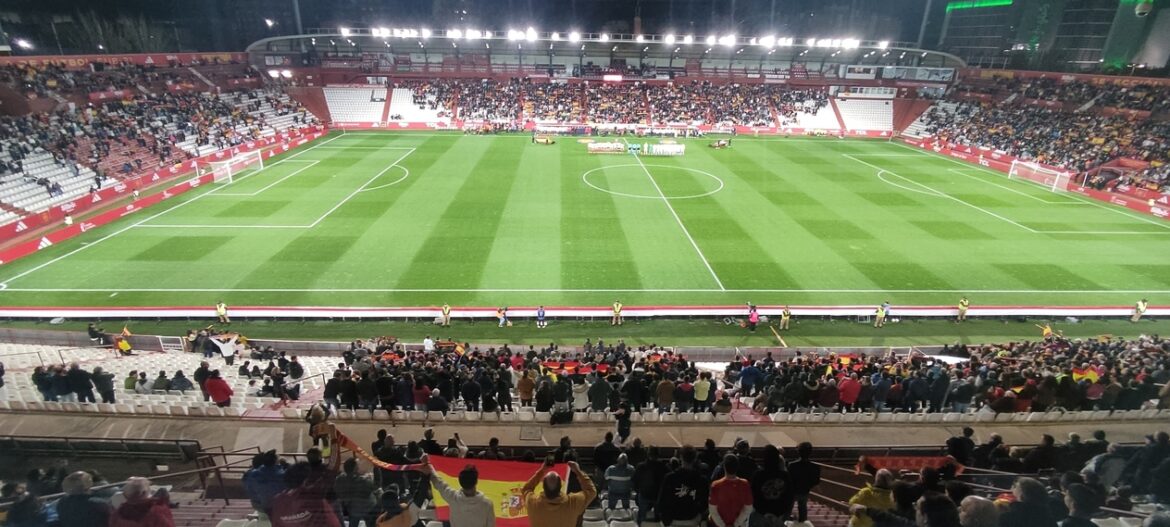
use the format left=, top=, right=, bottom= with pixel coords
left=945, top=168, right=1082, bottom=205
left=844, top=154, right=1040, bottom=233
left=0, top=133, right=346, bottom=285
left=213, top=160, right=321, bottom=197
left=356, top=165, right=411, bottom=193
left=623, top=139, right=726, bottom=291
left=581, top=164, right=725, bottom=200
left=888, top=141, right=1170, bottom=231
left=305, top=148, right=416, bottom=228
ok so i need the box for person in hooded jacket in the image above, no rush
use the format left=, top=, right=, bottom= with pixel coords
left=752, top=445, right=794, bottom=527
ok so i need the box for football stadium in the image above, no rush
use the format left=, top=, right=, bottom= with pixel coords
left=0, top=0, right=1169, bottom=526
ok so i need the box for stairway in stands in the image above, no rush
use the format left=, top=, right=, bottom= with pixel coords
left=170, top=498, right=256, bottom=527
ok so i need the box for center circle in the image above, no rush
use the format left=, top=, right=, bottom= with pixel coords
left=582, top=164, right=725, bottom=200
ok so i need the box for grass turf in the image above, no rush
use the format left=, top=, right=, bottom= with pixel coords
left=1, top=131, right=1168, bottom=309
left=4, top=318, right=1168, bottom=348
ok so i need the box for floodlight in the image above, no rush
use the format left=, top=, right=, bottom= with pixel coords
left=264, top=19, right=275, bottom=28
left=805, top=38, right=816, bottom=47
left=449, top=29, right=463, bottom=39
left=664, top=34, right=676, bottom=45
left=267, top=69, right=280, bottom=78
left=467, top=29, right=481, bottom=40
left=569, top=31, right=581, bottom=42
left=551, top=32, right=561, bottom=41
left=339, top=27, right=350, bottom=37
left=683, top=35, right=694, bottom=44
left=636, top=35, right=645, bottom=43
left=877, top=40, right=889, bottom=49
left=599, top=33, right=609, bottom=42
left=843, top=38, right=860, bottom=49
left=281, top=70, right=292, bottom=78
left=14, top=38, right=33, bottom=50
left=508, top=29, right=522, bottom=41
left=705, top=35, right=716, bottom=46
left=421, top=28, right=432, bottom=38
left=719, top=34, right=735, bottom=47
left=759, top=35, right=775, bottom=47
left=526, top=27, right=537, bottom=42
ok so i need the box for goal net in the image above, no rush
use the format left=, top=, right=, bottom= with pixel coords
left=204, top=150, right=264, bottom=184
left=1008, top=160, right=1071, bottom=192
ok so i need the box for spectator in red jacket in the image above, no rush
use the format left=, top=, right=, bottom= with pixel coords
left=108, top=477, right=174, bottom=527
left=203, top=370, right=234, bottom=407
left=838, top=373, right=862, bottom=412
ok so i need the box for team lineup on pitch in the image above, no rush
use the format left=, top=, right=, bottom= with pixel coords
left=0, top=131, right=1168, bottom=309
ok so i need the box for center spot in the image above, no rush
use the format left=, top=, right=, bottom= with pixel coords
left=582, top=164, right=725, bottom=200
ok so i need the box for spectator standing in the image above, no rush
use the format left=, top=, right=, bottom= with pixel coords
left=67, top=363, right=96, bottom=403
left=788, top=442, right=821, bottom=525
left=203, top=370, right=234, bottom=407
left=92, top=367, right=116, bottom=404
left=710, top=455, right=754, bottom=527
left=58, top=471, right=112, bottom=527
left=108, top=477, right=174, bottom=527
left=242, top=450, right=286, bottom=520
left=605, top=453, right=635, bottom=510
left=634, top=446, right=669, bottom=525
left=751, top=445, right=793, bottom=527
left=334, top=458, right=377, bottom=527
left=424, top=462, right=495, bottom=527
left=522, top=460, right=596, bottom=527
left=271, top=462, right=340, bottom=527
left=946, top=428, right=977, bottom=467
left=659, top=445, right=710, bottom=526
left=594, top=432, right=622, bottom=486
left=193, top=362, right=211, bottom=402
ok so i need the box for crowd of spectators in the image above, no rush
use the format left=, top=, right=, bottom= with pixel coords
left=846, top=427, right=1170, bottom=527
left=920, top=101, right=1170, bottom=173
left=584, top=82, right=648, bottom=124
left=774, top=89, right=831, bottom=126
left=647, top=81, right=712, bottom=124
left=1, top=467, right=175, bottom=527
left=954, top=76, right=1170, bottom=114
left=732, top=333, right=1169, bottom=418
left=523, top=81, right=581, bottom=122
left=395, top=79, right=457, bottom=115
left=457, top=79, right=522, bottom=121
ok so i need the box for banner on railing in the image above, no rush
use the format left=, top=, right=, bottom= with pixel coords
left=856, top=456, right=965, bottom=476
left=0, top=52, right=247, bottom=70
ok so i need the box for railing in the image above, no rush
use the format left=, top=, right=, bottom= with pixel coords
left=0, top=449, right=254, bottom=511
left=0, top=434, right=201, bottom=461
left=811, top=458, right=1150, bottom=519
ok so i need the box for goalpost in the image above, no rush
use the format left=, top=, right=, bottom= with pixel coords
left=202, top=150, right=264, bottom=184
left=1008, top=160, right=1071, bottom=192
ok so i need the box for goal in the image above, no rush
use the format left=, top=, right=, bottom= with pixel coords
left=1008, top=160, right=1071, bottom=192
left=204, top=150, right=264, bottom=184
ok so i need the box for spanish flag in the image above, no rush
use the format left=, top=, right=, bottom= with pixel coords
left=1072, top=367, right=1100, bottom=384
left=334, top=430, right=568, bottom=526
left=428, top=455, right=569, bottom=525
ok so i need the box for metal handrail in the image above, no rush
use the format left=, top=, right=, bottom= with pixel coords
left=0, top=454, right=254, bottom=511
left=815, top=460, right=1150, bottom=519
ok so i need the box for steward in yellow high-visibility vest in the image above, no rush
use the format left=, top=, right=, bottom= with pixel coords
left=612, top=301, right=623, bottom=326
left=440, top=303, right=451, bottom=326
left=957, top=297, right=970, bottom=322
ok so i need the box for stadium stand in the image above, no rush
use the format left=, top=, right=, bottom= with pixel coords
left=835, top=98, right=895, bottom=132
left=322, top=87, right=387, bottom=123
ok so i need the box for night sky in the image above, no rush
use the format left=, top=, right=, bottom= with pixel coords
left=1, top=0, right=941, bottom=53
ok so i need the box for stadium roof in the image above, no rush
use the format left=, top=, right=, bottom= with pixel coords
left=246, top=27, right=966, bottom=69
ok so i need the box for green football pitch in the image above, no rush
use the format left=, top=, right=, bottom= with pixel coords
left=1, top=131, right=1168, bottom=309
